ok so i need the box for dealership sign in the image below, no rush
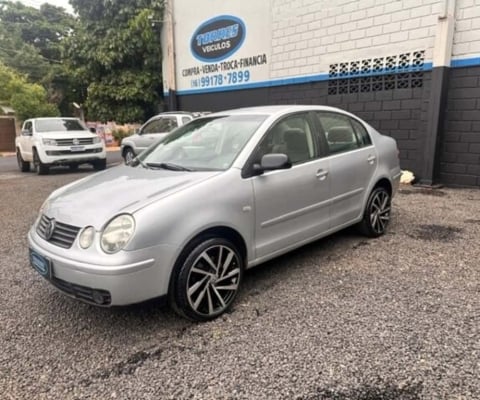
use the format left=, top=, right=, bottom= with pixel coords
left=191, top=15, right=246, bottom=62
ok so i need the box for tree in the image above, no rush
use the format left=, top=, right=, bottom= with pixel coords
left=0, top=1, right=77, bottom=113
left=65, top=0, right=164, bottom=123
left=0, top=62, right=59, bottom=121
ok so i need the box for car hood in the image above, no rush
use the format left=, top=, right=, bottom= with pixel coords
left=44, top=165, right=221, bottom=228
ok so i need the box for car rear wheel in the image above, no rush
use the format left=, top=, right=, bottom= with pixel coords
left=16, top=149, right=30, bottom=172
left=171, top=237, right=243, bottom=321
left=123, top=147, right=135, bottom=164
left=93, top=159, right=106, bottom=171
left=33, top=149, right=49, bottom=175
left=358, top=186, right=391, bottom=237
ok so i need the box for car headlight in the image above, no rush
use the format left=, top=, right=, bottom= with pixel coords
left=100, top=214, right=135, bottom=254
left=42, top=138, right=57, bottom=146
left=79, top=226, right=95, bottom=249
left=92, top=136, right=101, bottom=144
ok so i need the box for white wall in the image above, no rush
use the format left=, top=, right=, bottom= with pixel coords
left=452, top=0, right=480, bottom=58
left=270, top=0, right=442, bottom=79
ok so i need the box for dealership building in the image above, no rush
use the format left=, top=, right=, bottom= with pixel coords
left=162, top=0, right=480, bottom=187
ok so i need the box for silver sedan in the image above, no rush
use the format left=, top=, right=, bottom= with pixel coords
left=28, top=105, right=401, bottom=321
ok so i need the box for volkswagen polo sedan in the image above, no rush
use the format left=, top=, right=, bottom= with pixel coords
left=28, top=105, right=401, bottom=321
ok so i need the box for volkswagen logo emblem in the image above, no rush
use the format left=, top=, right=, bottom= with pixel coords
left=45, top=218, right=56, bottom=240
left=72, top=138, right=80, bottom=145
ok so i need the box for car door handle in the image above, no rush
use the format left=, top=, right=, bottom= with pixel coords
left=367, top=155, right=376, bottom=164
left=316, top=169, right=329, bottom=181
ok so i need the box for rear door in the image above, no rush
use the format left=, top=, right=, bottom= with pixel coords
left=315, top=112, right=377, bottom=227
left=245, top=112, right=331, bottom=260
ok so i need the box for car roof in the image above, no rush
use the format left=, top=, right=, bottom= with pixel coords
left=29, top=117, right=80, bottom=121
left=205, top=105, right=348, bottom=117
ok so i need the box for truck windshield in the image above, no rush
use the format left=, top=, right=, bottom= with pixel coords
left=35, top=119, right=88, bottom=133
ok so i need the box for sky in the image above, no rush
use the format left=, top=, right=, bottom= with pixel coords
left=17, top=0, right=74, bottom=14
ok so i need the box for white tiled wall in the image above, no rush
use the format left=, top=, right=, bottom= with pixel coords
left=270, top=0, right=443, bottom=78
left=453, top=0, right=480, bottom=58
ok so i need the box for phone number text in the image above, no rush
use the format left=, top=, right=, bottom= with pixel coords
left=190, top=70, right=250, bottom=88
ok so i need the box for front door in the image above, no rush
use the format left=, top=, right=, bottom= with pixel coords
left=247, top=112, right=331, bottom=260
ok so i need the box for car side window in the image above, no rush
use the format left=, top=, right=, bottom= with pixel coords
left=156, top=117, right=178, bottom=132
left=351, top=118, right=372, bottom=146
left=24, top=121, right=32, bottom=134
left=317, top=112, right=361, bottom=155
left=255, top=113, right=316, bottom=165
left=142, top=119, right=162, bottom=134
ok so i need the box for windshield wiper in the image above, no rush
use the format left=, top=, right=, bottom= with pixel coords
left=146, top=162, right=193, bottom=171
left=130, top=157, right=151, bottom=169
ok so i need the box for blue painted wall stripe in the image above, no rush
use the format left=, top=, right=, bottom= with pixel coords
left=165, top=57, right=480, bottom=96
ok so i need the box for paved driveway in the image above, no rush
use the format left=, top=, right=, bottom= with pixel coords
left=0, top=171, right=478, bottom=399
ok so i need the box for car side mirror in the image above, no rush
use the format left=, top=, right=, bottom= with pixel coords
left=134, top=128, right=140, bottom=135
left=89, top=127, right=96, bottom=133
left=21, top=129, right=32, bottom=136
left=253, top=153, right=291, bottom=175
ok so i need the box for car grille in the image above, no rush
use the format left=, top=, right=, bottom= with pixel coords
left=51, top=276, right=111, bottom=305
left=46, top=148, right=102, bottom=156
left=36, top=214, right=81, bottom=249
left=55, top=138, right=95, bottom=146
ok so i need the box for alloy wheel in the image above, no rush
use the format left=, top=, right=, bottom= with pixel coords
left=186, top=244, right=241, bottom=317
left=369, top=190, right=391, bottom=235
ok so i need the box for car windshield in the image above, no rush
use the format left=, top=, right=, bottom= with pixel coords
left=35, top=119, right=88, bottom=133
left=135, top=114, right=267, bottom=171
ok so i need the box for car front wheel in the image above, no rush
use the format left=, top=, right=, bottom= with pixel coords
left=93, top=159, right=107, bottom=171
left=33, top=149, right=49, bottom=175
left=16, top=149, right=30, bottom=172
left=171, top=238, right=243, bottom=321
left=123, top=148, right=135, bottom=164
left=358, top=186, right=391, bottom=237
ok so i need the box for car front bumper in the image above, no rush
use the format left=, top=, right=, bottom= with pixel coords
left=28, top=227, right=179, bottom=306
left=38, top=145, right=107, bottom=165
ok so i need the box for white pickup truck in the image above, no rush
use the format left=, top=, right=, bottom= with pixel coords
left=15, top=117, right=107, bottom=175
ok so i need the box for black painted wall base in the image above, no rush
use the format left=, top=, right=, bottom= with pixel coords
left=170, top=66, right=480, bottom=187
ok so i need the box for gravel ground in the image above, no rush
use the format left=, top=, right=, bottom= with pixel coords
left=0, top=170, right=479, bottom=400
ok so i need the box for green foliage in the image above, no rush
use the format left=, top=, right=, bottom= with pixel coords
left=0, top=62, right=59, bottom=121
left=111, top=128, right=134, bottom=143
left=66, top=0, right=165, bottom=123
left=0, top=1, right=78, bottom=114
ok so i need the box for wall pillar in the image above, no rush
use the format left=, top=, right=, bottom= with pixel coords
left=418, top=0, right=456, bottom=185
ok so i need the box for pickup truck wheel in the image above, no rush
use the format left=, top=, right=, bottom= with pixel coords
left=123, top=147, right=135, bottom=164
left=33, top=149, right=49, bottom=175
left=93, top=159, right=107, bottom=171
left=16, top=149, right=30, bottom=172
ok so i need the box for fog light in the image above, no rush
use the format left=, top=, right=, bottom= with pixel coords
left=92, top=290, right=105, bottom=305
left=79, top=226, right=95, bottom=249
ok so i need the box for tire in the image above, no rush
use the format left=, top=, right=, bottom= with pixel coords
left=93, top=159, right=107, bottom=171
left=16, top=149, right=30, bottom=172
left=123, top=147, right=135, bottom=164
left=170, top=237, right=243, bottom=321
left=358, top=186, right=392, bottom=238
left=33, top=149, right=49, bottom=175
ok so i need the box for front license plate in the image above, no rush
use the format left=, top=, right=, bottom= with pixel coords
left=29, top=249, right=51, bottom=279
left=70, top=145, right=85, bottom=152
